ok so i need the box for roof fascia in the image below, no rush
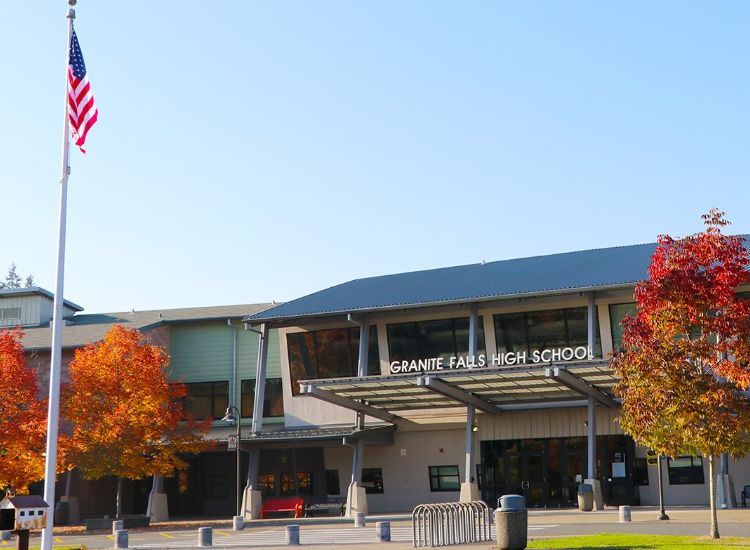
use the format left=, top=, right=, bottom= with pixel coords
left=244, top=282, right=638, bottom=325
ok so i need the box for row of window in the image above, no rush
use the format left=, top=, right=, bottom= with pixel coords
left=180, top=302, right=636, bottom=415
left=251, top=456, right=703, bottom=500
left=181, top=378, right=284, bottom=421
left=254, top=467, right=461, bottom=497
left=633, top=455, right=705, bottom=486
left=288, top=306, right=608, bottom=393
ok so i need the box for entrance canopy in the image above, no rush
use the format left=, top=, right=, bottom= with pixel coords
left=299, top=360, right=619, bottom=422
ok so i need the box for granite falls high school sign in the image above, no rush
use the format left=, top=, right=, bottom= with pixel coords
left=389, top=346, right=593, bottom=375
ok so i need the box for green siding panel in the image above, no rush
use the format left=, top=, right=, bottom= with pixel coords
left=169, top=321, right=281, bottom=383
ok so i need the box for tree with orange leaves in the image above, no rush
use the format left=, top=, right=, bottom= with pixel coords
left=613, top=209, right=750, bottom=539
left=62, top=325, right=210, bottom=517
left=0, top=329, right=47, bottom=494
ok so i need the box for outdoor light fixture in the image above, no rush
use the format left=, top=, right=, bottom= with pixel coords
left=221, top=407, right=237, bottom=424
left=472, top=424, right=480, bottom=432
left=221, top=405, right=242, bottom=517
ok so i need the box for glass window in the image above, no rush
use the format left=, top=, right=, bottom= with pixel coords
left=203, top=473, right=230, bottom=497
left=609, top=303, right=636, bottom=352
left=634, top=458, right=649, bottom=486
left=241, top=378, right=284, bottom=418
left=428, top=465, right=460, bottom=492
left=494, top=307, right=601, bottom=357
left=361, top=468, right=384, bottom=494
left=258, top=473, right=276, bottom=497
left=325, top=470, right=341, bottom=495
left=667, top=456, right=704, bottom=485
left=287, top=326, right=380, bottom=395
left=387, top=317, right=486, bottom=363
left=184, top=381, right=229, bottom=420
left=280, top=472, right=314, bottom=496
left=0, top=307, right=21, bottom=319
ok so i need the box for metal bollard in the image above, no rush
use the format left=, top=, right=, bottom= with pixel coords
left=232, top=515, right=244, bottom=531
left=376, top=521, right=391, bottom=542
left=285, top=524, right=300, bottom=545
left=198, top=526, right=212, bottom=547
left=114, top=529, right=128, bottom=549
left=112, top=520, right=124, bottom=535
left=619, top=505, right=632, bottom=523
left=354, top=511, right=366, bottom=527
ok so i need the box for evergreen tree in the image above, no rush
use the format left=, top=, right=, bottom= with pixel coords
left=0, top=264, right=35, bottom=289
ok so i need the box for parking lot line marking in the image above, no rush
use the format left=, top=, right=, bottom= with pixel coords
left=106, top=534, right=114, bottom=540
left=54, top=537, right=63, bottom=542
left=159, top=533, right=175, bottom=538
left=215, top=531, right=230, bottom=537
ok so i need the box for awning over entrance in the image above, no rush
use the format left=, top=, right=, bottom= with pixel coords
left=238, top=424, right=396, bottom=448
left=299, top=360, right=619, bottom=420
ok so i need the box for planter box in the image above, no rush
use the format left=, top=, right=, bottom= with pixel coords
left=84, top=515, right=151, bottom=531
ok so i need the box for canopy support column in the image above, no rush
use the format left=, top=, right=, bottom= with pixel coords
left=244, top=323, right=269, bottom=520
left=460, top=305, right=480, bottom=502
left=345, top=317, right=369, bottom=516
left=585, top=395, right=604, bottom=510
left=146, top=475, right=168, bottom=522
left=588, top=293, right=596, bottom=358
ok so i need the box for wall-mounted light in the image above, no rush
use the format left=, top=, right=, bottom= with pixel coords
left=472, top=425, right=480, bottom=432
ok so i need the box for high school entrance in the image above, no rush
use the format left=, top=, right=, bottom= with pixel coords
left=479, top=435, right=636, bottom=508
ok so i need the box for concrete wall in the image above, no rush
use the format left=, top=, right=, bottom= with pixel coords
left=634, top=447, right=750, bottom=507
left=324, top=426, right=468, bottom=513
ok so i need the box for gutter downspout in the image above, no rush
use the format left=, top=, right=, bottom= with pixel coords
left=228, top=318, right=237, bottom=409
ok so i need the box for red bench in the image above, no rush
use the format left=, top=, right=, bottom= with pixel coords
left=260, top=497, right=304, bottom=519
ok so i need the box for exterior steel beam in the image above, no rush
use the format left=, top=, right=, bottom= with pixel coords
left=416, top=376, right=500, bottom=415
left=545, top=367, right=618, bottom=409
left=300, top=384, right=396, bottom=422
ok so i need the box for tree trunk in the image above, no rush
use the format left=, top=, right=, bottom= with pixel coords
left=709, top=455, right=719, bottom=539
left=116, top=477, right=123, bottom=519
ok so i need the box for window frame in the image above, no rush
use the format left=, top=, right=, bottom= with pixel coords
left=361, top=468, right=384, bottom=494
left=667, top=455, right=705, bottom=485
left=428, top=465, right=461, bottom=492
left=287, top=326, right=380, bottom=395
left=493, top=306, right=601, bottom=357
left=386, top=316, right=486, bottom=364
left=182, top=381, right=229, bottom=421
left=241, top=377, right=284, bottom=418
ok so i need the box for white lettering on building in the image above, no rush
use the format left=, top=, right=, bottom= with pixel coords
left=389, top=346, right=592, bottom=375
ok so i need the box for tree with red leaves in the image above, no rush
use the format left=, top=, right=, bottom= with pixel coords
left=613, top=209, right=750, bottom=539
left=0, top=329, right=47, bottom=494
left=61, top=325, right=211, bottom=517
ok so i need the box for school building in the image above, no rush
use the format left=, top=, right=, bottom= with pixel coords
left=5, top=239, right=749, bottom=521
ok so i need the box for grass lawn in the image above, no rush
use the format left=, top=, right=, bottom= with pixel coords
left=528, top=534, right=750, bottom=549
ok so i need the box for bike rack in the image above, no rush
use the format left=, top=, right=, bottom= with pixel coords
left=411, top=501, right=492, bottom=547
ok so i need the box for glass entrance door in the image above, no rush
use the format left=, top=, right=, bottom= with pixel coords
left=523, top=451, right=546, bottom=506
left=480, top=435, right=636, bottom=508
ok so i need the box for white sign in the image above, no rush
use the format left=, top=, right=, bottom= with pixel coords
left=389, top=346, right=593, bottom=375
left=227, top=435, right=238, bottom=450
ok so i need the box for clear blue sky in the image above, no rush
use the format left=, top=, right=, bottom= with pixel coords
left=4, top=1, right=749, bottom=313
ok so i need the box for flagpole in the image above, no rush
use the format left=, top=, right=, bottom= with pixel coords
left=40, top=2, right=75, bottom=550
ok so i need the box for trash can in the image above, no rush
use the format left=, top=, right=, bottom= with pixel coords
left=54, top=501, right=69, bottom=526
left=577, top=483, right=593, bottom=512
left=495, top=494, right=527, bottom=550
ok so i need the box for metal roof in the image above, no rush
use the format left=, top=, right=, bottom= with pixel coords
left=246, top=242, right=660, bottom=323
left=20, top=303, right=274, bottom=351
left=299, top=361, right=619, bottom=421
left=0, top=287, right=83, bottom=312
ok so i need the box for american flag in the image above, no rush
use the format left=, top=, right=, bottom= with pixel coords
left=68, top=27, right=98, bottom=153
